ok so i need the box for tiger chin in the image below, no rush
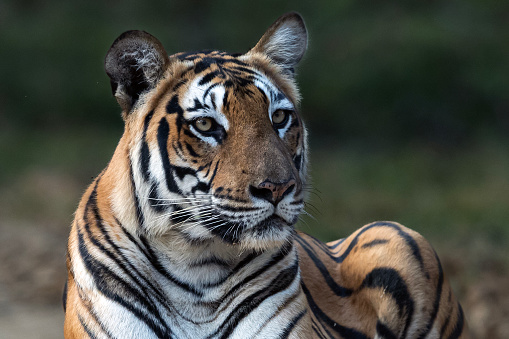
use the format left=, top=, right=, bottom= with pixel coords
left=63, top=12, right=468, bottom=339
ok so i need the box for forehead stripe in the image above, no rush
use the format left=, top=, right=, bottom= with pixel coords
left=166, top=95, right=183, bottom=115
left=222, top=89, right=230, bottom=111
left=203, top=83, right=220, bottom=101
left=199, top=72, right=218, bottom=86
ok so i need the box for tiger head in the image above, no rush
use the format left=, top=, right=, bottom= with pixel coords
left=104, top=13, right=308, bottom=251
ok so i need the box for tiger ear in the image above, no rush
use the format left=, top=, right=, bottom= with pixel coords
left=250, top=12, right=308, bottom=76
left=105, top=30, right=169, bottom=113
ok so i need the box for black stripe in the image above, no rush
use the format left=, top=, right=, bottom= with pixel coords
left=194, top=60, right=212, bottom=73
left=172, top=140, right=185, bottom=159
left=216, top=204, right=261, bottom=212
left=185, top=142, right=199, bottom=157
left=275, top=91, right=286, bottom=102
left=62, top=280, right=68, bottom=312
left=138, top=235, right=204, bottom=297
left=140, top=110, right=154, bottom=182
left=148, top=182, right=167, bottom=212
left=326, top=238, right=345, bottom=250
left=116, top=217, right=152, bottom=259
left=222, top=89, right=230, bottom=111
left=447, top=303, right=465, bottom=339
left=204, top=219, right=243, bottom=243
left=129, top=162, right=145, bottom=227
left=361, top=239, right=389, bottom=248
left=173, top=165, right=197, bottom=181
left=197, top=161, right=212, bottom=173
left=280, top=309, right=307, bottom=339
left=295, top=235, right=353, bottom=297
left=166, top=95, right=183, bottom=115
left=212, top=258, right=300, bottom=339
left=187, top=98, right=206, bottom=112
left=188, top=256, right=230, bottom=268
left=300, top=232, right=337, bottom=257
left=293, top=153, right=302, bottom=171
left=209, top=159, right=220, bottom=183
left=289, top=116, right=300, bottom=128
left=79, top=314, right=100, bottom=339
left=192, top=181, right=211, bottom=194
left=208, top=242, right=293, bottom=296
left=79, top=298, right=115, bottom=339
left=376, top=321, right=398, bottom=339
left=233, top=65, right=257, bottom=75
left=301, top=282, right=369, bottom=339
left=254, top=86, right=269, bottom=105
left=199, top=71, right=219, bottom=85
left=203, top=83, right=220, bottom=104
left=168, top=205, right=192, bottom=224
left=361, top=267, right=414, bottom=339
left=440, top=290, right=453, bottom=337
left=176, top=139, right=185, bottom=155
left=157, top=117, right=181, bottom=194
left=311, top=318, right=328, bottom=339
left=200, top=251, right=259, bottom=289
left=417, top=251, right=444, bottom=339
left=289, top=199, right=304, bottom=206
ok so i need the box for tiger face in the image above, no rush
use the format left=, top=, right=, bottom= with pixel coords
left=105, top=13, right=308, bottom=250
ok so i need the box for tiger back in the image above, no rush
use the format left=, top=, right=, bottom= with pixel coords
left=63, top=12, right=468, bottom=338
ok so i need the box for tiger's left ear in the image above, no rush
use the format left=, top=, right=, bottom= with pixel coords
left=250, top=12, right=308, bottom=76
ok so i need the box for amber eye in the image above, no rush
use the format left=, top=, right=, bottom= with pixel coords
left=194, top=117, right=213, bottom=132
left=272, top=109, right=290, bottom=128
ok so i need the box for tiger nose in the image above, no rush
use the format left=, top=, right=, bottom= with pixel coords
left=249, top=179, right=296, bottom=205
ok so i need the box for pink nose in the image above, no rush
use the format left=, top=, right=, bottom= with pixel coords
left=250, top=179, right=296, bottom=205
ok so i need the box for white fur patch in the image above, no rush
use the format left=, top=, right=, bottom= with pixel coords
left=121, top=47, right=163, bottom=86
left=254, top=77, right=295, bottom=139
left=264, top=26, right=303, bottom=63
left=182, top=76, right=229, bottom=146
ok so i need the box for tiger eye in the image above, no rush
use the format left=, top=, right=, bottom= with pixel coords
left=194, top=118, right=213, bottom=132
left=272, top=110, right=287, bottom=125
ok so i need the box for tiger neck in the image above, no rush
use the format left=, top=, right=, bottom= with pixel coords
left=144, top=236, right=301, bottom=324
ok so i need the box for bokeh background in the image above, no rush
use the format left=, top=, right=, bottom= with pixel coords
left=1, top=1, right=508, bottom=338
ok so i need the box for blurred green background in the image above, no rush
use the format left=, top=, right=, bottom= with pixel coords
left=1, top=0, right=508, bottom=338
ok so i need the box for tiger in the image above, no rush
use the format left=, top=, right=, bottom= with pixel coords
left=63, top=12, right=468, bottom=339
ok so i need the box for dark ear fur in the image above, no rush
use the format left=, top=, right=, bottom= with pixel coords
left=251, top=12, right=308, bottom=76
left=105, top=30, right=169, bottom=113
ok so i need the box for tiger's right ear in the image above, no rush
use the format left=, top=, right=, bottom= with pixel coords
left=105, top=30, right=169, bottom=113
left=250, top=12, right=308, bottom=76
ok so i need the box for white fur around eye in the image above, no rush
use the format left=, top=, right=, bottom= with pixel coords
left=188, top=125, right=219, bottom=147
left=182, top=77, right=229, bottom=130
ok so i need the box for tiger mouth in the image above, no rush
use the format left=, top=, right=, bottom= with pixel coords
left=197, top=212, right=295, bottom=244
left=253, top=215, right=293, bottom=231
